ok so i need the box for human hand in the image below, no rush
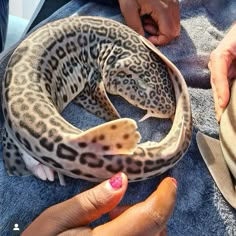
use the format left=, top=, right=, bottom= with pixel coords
left=22, top=173, right=177, bottom=236
left=208, top=23, right=236, bottom=121
left=118, top=0, right=180, bottom=45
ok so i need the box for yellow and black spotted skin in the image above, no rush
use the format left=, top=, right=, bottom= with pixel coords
left=2, top=16, right=192, bottom=184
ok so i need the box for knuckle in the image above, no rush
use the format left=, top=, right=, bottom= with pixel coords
left=144, top=207, right=167, bottom=229
left=171, top=25, right=181, bottom=37
left=82, top=190, right=102, bottom=212
left=147, top=210, right=166, bottom=228
left=171, top=30, right=180, bottom=38
left=164, top=28, right=180, bottom=41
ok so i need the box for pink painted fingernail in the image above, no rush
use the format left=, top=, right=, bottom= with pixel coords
left=171, top=178, right=177, bottom=188
left=109, top=172, right=123, bottom=190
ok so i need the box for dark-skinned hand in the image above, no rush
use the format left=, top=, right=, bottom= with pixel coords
left=22, top=173, right=177, bottom=236
left=208, top=22, right=236, bottom=121
left=118, top=0, right=180, bottom=45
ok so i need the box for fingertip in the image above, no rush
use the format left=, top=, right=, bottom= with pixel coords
left=148, top=177, right=177, bottom=207
left=218, top=97, right=224, bottom=108
left=106, top=172, right=128, bottom=193
left=216, top=107, right=224, bottom=123
left=148, top=35, right=170, bottom=46
left=170, top=177, right=178, bottom=188
left=215, top=90, right=229, bottom=121
left=218, top=94, right=229, bottom=108
left=160, top=177, right=178, bottom=187
left=149, top=177, right=177, bottom=210
left=211, top=77, right=230, bottom=118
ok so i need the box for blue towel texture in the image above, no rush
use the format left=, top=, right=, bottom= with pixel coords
left=1, top=0, right=236, bottom=235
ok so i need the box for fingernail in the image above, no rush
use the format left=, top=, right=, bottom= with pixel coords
left=109, top=172, right=123, bottom=190
left=171, top=178, right=177, bottom=188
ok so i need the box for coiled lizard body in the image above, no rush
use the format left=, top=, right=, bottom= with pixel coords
left=2, top=16, right=192, bottom=185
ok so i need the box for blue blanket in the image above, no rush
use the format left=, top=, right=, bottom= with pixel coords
left=1, top=0, right=236, bottom=235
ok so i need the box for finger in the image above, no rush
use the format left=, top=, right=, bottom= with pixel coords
left=209, top=51, right=232, bottom=120
left=149, top=5, right=180, bottom=45
left=118, top=0, right=144, bottom=36
left=159, top=227, right=167, bottom=236
left=144, top=24, right=158, bottom=35
left=109, top=205, right=131, bottom=220
left=209, top=62, right=222, bottom=121
left=58, top=226, right=92, bottom=236
left=209, top=52, right=230, bottom=107
left=148, top=35, right=171, bottom=46
left=94, top=177, right=177, bottom=236
left=22, top=173, right=128, bottom=236
left=109, top=207, right=168, bottom=234
left=58, top=227, right=167, bottom=236
left=142, top=16, right=156, bottom=25
left=143, top=16, right=158, bottom=35
left=211, top=80, right=223, bottom=122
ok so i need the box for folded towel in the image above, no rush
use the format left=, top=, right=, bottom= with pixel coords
left=1, top=0, right=236, bottom=235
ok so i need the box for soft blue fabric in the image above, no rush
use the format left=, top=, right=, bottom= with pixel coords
left=1, top=0, right=236, bottom=235
left=0, top=0, right=9, bottom=52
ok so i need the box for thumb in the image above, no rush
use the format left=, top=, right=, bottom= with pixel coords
left=94, top=177, right=177, bottom=236
left=22, top=172, right=128, bottom=236
left=119, top=0, right=144, bottom=36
